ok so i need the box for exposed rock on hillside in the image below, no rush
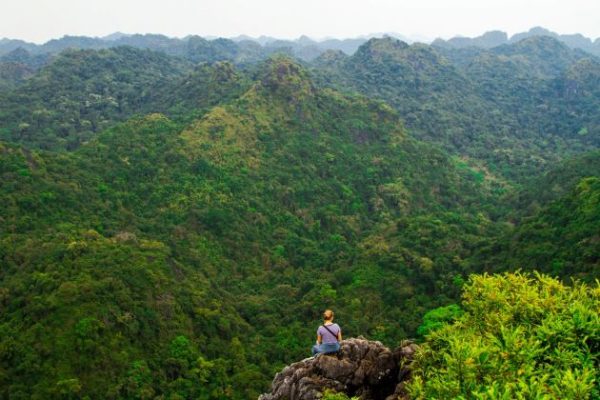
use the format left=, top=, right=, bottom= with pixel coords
left=259, top=338, right=418, bottom=400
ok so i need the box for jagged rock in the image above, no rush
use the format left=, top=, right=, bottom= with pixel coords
left=259, top=337, right=418, bottom=400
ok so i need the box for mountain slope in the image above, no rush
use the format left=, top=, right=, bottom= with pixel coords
left=314, top=36, right=600, bottom=180
left=491, top=176, right=600, bottom=280
left=0, top=58, right=505, bottom=398
left=0, top=62, right=33, bottom=90
left=0, top=47, right=192, bottom=150
left=466, top=151, right=600, bottom=281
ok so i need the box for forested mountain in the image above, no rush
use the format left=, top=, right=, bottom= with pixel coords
left=314, top=36, right=600, bottom=180
left=0, top=33, right=363, bottom=68
left=434, top=26, right=600, bottom=57
left=0, top=57, right=509, bottom=398
left=473, top=151, right=600, bottom=281
left=0, top=38, right=38, bottom=55
left=0, top=49, right=50, bottom=92
left=0, top=29, right=598, bottom=399
left=0, top=47, right=192, bottom=150
left=5, top=33, right=595, bottom=178
left=0, top=47, right=51, bottom=70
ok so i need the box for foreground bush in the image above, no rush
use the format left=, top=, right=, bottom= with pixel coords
left=408, top=272, right=600, bottom=399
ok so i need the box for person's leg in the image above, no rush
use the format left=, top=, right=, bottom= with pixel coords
left=321, top=343, right=339, bottom=354
left=311, top=344, right=320, bottom=355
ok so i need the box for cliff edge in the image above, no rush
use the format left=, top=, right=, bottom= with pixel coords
left=259, top=337, right=418, bottom=400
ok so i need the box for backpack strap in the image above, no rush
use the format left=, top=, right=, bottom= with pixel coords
left=321, top=324, right=339, bottom=342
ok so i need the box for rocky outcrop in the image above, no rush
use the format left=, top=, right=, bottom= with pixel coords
left=259, top=337, right=418, bottom=400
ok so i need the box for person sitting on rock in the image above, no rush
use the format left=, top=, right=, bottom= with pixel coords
left=311, top=309, right=342, bottom=355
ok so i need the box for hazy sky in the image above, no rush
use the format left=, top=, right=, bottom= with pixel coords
left=2, top=0, right=599, bottom=43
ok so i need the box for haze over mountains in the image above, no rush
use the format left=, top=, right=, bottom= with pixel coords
left=0, top=24, right=599, bottom=399
left=434, top=26, right=600, bottom=55
left=1, top=26, right=599, bottom=64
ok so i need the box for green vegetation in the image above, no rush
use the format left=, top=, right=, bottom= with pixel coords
left=473, top=151, right=600, bottom=281
left=498, top=177, right=600, bottom=280
left=0, top=61, right=33, bottom=90
left=408, top=272, right=600, bottom=399
left=0, top=32, right=598, bottom=399
left=0, top=57, right=509, bottom=398
left=416, top=304, right=463, bottom=337
left=314, top=36, right=600, bottom=180
left=0, top=47, right=192, bottom=150
left=323, top=391, right=358, bottom=400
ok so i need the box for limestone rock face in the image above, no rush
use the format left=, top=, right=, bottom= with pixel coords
left=259, top=338, right=418, bottom=400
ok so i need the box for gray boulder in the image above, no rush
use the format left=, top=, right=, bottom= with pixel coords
left=259, top=337, right=418, bottom=400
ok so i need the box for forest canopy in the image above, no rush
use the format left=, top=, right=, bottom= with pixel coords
left=0, top=31, right=598, bottom=399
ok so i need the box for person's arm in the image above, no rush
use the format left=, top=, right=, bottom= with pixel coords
left=316, top=334, right=322, bottom=344
left=337, top=329, right=342, bottom=342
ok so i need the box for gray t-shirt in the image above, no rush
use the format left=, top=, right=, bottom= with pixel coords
left=317, top=323, right=340, bottom=344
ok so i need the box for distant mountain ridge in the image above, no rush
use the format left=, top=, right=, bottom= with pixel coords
left=2, top=26, right=600, bottom=61
left=0, top=33, right=369, bottom=63
left=0, top=32, right=424, bottom=59
left=433, top=26, right=600, bottom=57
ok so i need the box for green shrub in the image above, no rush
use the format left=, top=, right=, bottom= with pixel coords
left=408, top=272, right=600, bottom=399
left=416, top=304, right=463, bottom=337
left=322, top=390, right=358, bottom=400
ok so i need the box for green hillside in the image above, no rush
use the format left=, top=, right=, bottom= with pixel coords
left=0, top=32, right=598, bottom=399
left=0, top=47, right=192, bottom=150
left=466, top=151, right=600, bottom=281
left=493, top=176, right=600, bottom=280
left=0, top=58, right=509, bottom=399
left=313, top=36, right=600, bottom=180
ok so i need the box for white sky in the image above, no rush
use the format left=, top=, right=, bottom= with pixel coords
left=2, top=0, right=599, bottom=43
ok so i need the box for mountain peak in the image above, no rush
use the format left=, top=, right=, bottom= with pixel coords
left=487, top=36, right=585, bottom=78
left=494, top=35, right=576, bottom=58
left=312, top=49, right=348, bottom=67
left=351, top=37, right=447, bottom=71
left=359, top=37, right=409, bottom=54
left=297, top=35, right=315, bottom=45
left=102, top=32, right=131, bottom=41
left=497, top=35, right=582, bottom=61
left=512, top=34, right=567, bottom=47
left=258, top=56, right=314, bottom=99
left=526, top=26, right=554, bottom=37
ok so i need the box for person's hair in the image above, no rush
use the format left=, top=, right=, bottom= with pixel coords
left=323, top=309, right=334, bottom=321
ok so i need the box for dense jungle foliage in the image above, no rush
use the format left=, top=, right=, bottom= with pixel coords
left=0, top=32, right=598, bottom=399
left=408, top=272, right=600, bottom=399
left=313, top=36, right=600, bottom=180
